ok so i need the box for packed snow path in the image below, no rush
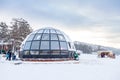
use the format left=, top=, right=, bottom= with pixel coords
left=0, top=54, right=120, bottom=80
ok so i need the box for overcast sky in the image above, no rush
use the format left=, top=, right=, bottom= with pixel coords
left=0, top=0, right=120, bottom=48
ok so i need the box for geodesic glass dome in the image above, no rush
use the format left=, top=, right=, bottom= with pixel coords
left=19, top=27, right=76, bottom=60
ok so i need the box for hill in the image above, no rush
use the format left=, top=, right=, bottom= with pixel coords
left=74, top=41, right=120, bottom=55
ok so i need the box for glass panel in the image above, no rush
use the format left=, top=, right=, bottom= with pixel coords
left=51, top=41, right=59, bottom=50
left=31, top=30, right=38, bottom=34
left=24, top=42, right=31, bottom=50
left=40, top=41, right=49, bottom=49
left=58, top=35, right=65, bottom=41
left=68, top=42, right=71, bottom=49
left=61, top=51, right=68, bottom=55
left=51, top=50, right=60, bottom=55
left=56, top=30, right=62, bottom=34
left=31, top=41, right=40, bottom=49
left=26, top=34, right=34, bottom=41
left=51, top=34, right=58, bottom=40
left=60, top=42, right=68, bottom=50
left=24, top=51, right=29, bottom=55
left=34, top=34, right=42, bottom=40
left=68, top=42, right=75, bottom=50
left=41, top=34, right=49, bottom=40
left=30, top=51, right=39, bottom=55
left=71, top=43, right=75, bottom=49
left=44, top=29, right=49, bottom=33
left=40, top=50, right=49, bottom=55
left=50, top=29, right=56, bottom=33
left=38, top=29, right=44, bottom=33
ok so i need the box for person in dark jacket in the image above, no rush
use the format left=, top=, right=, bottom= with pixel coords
left=6, top=52, right=9, bottom=60
left=6, top=50, right=12, bottom=61
left=73, top=51, right=79, bottom=60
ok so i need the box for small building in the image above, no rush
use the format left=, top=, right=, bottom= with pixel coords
left=19, top=27, right=76, bottom=61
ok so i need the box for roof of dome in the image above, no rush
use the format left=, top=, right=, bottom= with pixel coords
left=31, top=27, right=71, bottom=41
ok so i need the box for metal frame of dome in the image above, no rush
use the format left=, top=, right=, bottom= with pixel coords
left=19, top=27, right=76, bottom=60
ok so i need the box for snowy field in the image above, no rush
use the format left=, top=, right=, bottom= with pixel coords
left=0, top=54, right=120, bottom=80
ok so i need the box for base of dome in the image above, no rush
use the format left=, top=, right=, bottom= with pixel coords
left=21, top=58, right=75, bottom=62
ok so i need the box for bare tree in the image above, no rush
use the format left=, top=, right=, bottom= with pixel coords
left=0, top=22, right=9, bottom=42
left=10, top=18, right=33, bottom=49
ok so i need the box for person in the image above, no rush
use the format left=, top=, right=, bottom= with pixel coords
left=6, top=50, right=12, bottom=61
left=12, top=53, right=16, bottom=60
left=101, top=52, right=105, bottom=58
left=6, top=52, right=9, bottom=60
left=73, top=51, right=79, bottom=60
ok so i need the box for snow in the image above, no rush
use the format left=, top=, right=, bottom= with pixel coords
left=0, top=54, right=120, bottom=80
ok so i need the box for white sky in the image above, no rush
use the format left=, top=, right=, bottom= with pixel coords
left=0, top=0, right=120, bottom=48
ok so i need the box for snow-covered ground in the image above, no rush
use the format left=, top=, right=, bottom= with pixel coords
left=0, top=54, right=120, bottom=80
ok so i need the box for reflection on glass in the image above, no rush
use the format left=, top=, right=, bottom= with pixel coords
left=34, top=34, right=41, bottom=40
left=60, top=42, right=68, bottom=50
left=27, top=35, right=34, bottom=41
left=24, top=51, right=29, bottom=55
left=71, top=43, right=75, bottom=49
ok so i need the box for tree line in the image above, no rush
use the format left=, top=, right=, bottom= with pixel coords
left=0, top=18, right=33, bottom=49
left=74, top=41, right=106, bottom=54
